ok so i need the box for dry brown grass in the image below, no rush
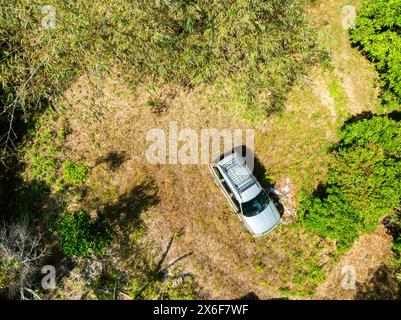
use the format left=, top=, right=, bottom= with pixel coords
left=308, top=0, right=380, bottom=115
left=55, top=73, right=340, bottom=299
left=316, top=225, right=397, bottom=300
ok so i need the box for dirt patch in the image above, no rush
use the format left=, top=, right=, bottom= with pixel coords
left=312, top=76, right=337, bottom=120
left=270, top=178, right=298, bottom=224
left=341, top=5, right=356, bottom=30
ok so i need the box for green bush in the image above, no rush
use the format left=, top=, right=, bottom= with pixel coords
left=393, top=236, right=401, bottom=255
left=62, top=161, right=90, bottom=185
left=56, top=210, right=113, bottom=257
left=0, top=259, right=19, bottom=290
left=24, top=123, right=64, bottom=184
left=350, top=0, right=401, bottom=109
left=299, top=116, right=401, bottom=252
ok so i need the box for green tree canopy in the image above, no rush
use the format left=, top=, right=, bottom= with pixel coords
left=350, top=0, right=401, bottom=108
left=299, top=116, right=401, bottom=252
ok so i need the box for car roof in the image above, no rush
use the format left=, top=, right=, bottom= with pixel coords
left=240, top=183, right=261, bottom=202
left=217, top=152, right=261, bottom=202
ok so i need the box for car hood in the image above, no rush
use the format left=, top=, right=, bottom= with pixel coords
left=243, top=202, right=281, bottom=236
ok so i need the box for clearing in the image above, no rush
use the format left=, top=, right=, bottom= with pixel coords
left=24, top=0, right=399, bottom=299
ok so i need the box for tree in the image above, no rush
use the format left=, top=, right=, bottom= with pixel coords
left=299, top=116, right=401, bottom=252
left=0, top=222, right=47, bottom=299
left=0, top=0, right=318, bottom=153
left=350, top=0, right=401, bottom=109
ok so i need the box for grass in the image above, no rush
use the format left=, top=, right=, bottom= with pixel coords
left=33, top=72, right=339, bottom=299
left=309, top=0, right=379, bottom=115
left=327, top=71, right=350, bottom=120
left=17, top=108, right=195, bottom=300
left=14, top=0, right=387, bottom=300
left=21, top=35, right=377, bottom=296
left=21, top=112, right=91, bottom=193
left=62, top=161, right=90, bottom=185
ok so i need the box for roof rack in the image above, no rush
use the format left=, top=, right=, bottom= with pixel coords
left=219, top=152, right=256, bottom=194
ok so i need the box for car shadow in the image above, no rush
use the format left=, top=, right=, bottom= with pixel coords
left=232, top=145, right=285, bottom=217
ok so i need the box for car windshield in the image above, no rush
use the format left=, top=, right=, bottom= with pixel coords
left=242, top=190, right=269, bottom=217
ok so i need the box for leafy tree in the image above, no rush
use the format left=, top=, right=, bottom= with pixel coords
left=56, top=210, right=113, bottom=257
left=350, top=0, right=401, bottom=109
left=299, top=116, right=401, bottom=252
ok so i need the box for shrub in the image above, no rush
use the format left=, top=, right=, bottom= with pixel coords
left=24, top=123, right=64, bottom=184
left=56, top=210, right=113, bottom=257
left=393, top=236, right=401, bottom=255
left=299, top=116, right=401, bottom=251
left=62, top=161, right=90, bottom=185
left=350, top=0, right=401, bottom=109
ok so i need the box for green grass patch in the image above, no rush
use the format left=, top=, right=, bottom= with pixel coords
left=62, top=161, right=90, bottom=185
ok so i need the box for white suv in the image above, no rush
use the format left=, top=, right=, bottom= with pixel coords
left=209, top=149, right=281, bottom=237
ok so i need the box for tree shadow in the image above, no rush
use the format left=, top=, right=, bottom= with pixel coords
left=233, top=145, right=285, bottom=217
left=342, top=110, right=401, bottom=130
left=355, top=264, right=401, bottom=300
left=311, top=182, right=328, bottom=199
left=95, top=151, right=127, bottom=171
left=103, top=180, right=160, bottom=230
left=342, top=111, right=374, bottom=128
left=382, top=215, right=401, bottom=240
left=237, top=292, right=259, bottom=300
left=132, top=229, right=193, bottom=299
left=388, top=110, right=401, bottom=122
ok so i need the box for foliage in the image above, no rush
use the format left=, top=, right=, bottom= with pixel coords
left=299, top=116, right=401, bottom=252
left=55, top=210, right=113, bottom=257
left=23, top=117, right=65, bottom=184
left=292, top=265, right=325, bottom=296
left=22, top=112, right=89, bottom=194
left=350, top=0, right=401, bottom=109
left=62, top=161, right=90, bottom=185
left=393, top=235, right=401, bottom=255
left=14, top=180, right=50, bottom=222
left=0, top=0, right=318, bottom=153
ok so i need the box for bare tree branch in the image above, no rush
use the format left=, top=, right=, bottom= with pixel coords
left=0, top=221, right=47, bottom=299
left=0, top=60, right=46, bottom=150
